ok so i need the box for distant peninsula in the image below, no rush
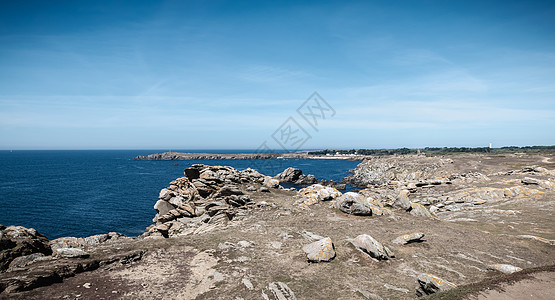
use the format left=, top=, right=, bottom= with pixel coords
left=133, top=146, right=555, bottom=161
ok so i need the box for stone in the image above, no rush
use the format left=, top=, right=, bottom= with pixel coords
left=392, top=233, right=425, bottom=245
left=350, top=234, right=393, bottom=260
left=275, top=167, right=318, bottom=185
left=55, top=247, right=89, bottom=258
left=409, top=203, right=434, bottom=218
left=393, top=190, right=412, bottom=211
left=522, top=177, right=540, bottom=185
left=274, top=167, right=303, bottom=182
left=242, top=277, right=254, bottom=290
left=158, top=188, right=174, bottom=201
left=487, top=264, right=522, bottom=274
left=215, top=185, right=244, bottom=197
left=355, top=289, right=383, bottom=300
left=296, top=184, right=342, bottom=208
left=415, top=273, right=456, bottom=296
left=268, top=282, right=297, bottom=300
left=336, top=192, right=372, bottom=216
left=260, top=186, right=270, bottom=193
left=154, top=200, right=175, bottom=216
left=302, top=237, right=336, bottom=262
left=264, top=178, right=280, bottom=188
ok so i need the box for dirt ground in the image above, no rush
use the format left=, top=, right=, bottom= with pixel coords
left=2, top=153, right=555, bottom=300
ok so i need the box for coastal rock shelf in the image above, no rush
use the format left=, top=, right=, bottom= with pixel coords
left=2, top=154, right=555, bottom=299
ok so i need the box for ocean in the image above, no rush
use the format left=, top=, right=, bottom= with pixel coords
left=0, top=150, right=361, bottom=239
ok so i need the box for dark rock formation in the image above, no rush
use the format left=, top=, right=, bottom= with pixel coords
left=274, top=167, right=318, bottom=185
left=0, top=225, right=52, bottom=271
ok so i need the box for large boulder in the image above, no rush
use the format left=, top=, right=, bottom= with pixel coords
left=296, top=184, right=342, bottom=208
left=335, top=192, right=373, bottom=216
left=0, top=225, right=52, bottom=271
left=415, top=273, right=456, bottom=296
left=350, top=234, right=394, bottom=260
left=275, top=167, right=318, bottom=185
left=302, top=237, right=336, bottom=262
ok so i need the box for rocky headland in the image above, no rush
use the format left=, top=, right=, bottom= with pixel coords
left=1, top=153, right=554, bottom=299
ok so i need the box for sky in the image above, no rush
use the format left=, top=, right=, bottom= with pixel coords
left=0, top=0, right=554, bottom=150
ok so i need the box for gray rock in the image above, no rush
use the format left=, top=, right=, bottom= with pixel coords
left=415, top=273, right=456, bottom=296
left=522, top=177, right=540, bottom=185
left=336, top=192, right=373, bottom=216
left=487, top=264, right=522, bottom=274
left=154, top=200, right=175, bottom=216
left=7, top=253, right=46, bottom=272
left=392, top=233, right=425, bottom=245
left=350, top=234, right=393, bottom=260
left=409, top=203, right=434, bottom=218
left=302, top=237, right=336, bottom=262
left=268, top=282, right=297, bottom=300
left=158, top=188, right=174, bottom=201
left=55, top=247, right=89, bottom=258
left=393, top=190, right=412, bottom=211
left=242, top=277, right=254, bottom=290
left=0, top=225, right=52, bottom=271
left=275, top=167, right=318, bottom=185
left=355, top=289, right=383, bottom=300
left=260, top=186, right=270, bottom=193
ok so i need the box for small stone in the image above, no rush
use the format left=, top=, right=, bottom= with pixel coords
left=487, top=264, right=522, bottom=274
left=268, top=282, right=297, bottom=300
left=269, top=241, right=282, bottom=249
left=83, top=283, right=91, bottom=289
left=55, top=248, right=89, bottom=258
left=242, top=277, right=254, bottom=290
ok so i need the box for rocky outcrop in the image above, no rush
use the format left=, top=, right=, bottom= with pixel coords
left=275, top=167, right=318, bottom=185
left=144, top=164, right=275, bottom=238
left=344, top=155, right=454, bottom=187
left=0, top=225, right=52, bottom=271
left=295, top=184, right=342, bottom=208
left=135, top=152, right=281, bottom=160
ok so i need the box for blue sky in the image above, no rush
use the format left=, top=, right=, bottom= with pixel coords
left=0, top=0, right=554, bottom=150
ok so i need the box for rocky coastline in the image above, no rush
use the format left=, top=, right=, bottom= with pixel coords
left=2, top=153, right=555, bottom=299
left=133, top=151, right=365, bottom=160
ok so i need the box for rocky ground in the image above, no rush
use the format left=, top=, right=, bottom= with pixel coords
left=1, top=153, right=554, bottom=299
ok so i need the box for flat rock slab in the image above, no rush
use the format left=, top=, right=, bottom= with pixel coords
left=392, top=232, right=425, bottom=245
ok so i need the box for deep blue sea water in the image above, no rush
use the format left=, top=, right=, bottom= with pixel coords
left=0, top=150, right=361, bottom=239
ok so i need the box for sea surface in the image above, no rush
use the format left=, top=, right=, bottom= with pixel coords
left=0, top=150, right=361, bottom=239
